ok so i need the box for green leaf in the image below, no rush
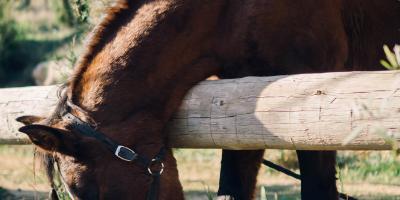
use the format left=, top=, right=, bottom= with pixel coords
left=394, top=45, right=400, bottom=68
left=383, top=45, right=399, bottom=68
left=380, top=60, right=394, bottom=70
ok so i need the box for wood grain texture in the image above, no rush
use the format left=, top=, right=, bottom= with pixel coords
left=1, top=71, right=400, bottom=150
left=0, top=85, right=59, bottom=144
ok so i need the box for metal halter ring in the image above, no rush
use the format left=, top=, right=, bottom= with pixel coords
left=147, top=159, right=164, bottom=175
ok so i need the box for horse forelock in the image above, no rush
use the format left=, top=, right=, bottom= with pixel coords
left=33, top=84, right=68, bottom=196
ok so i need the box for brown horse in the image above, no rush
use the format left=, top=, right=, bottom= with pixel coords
left=16, top=0, right=399, bottom=200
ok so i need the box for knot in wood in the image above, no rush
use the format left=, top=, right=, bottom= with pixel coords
left=314, top=90, right=326, bottom=95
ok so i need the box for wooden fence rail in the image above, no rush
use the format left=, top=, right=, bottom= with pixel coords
left=1, top=71, right=400, bottom=150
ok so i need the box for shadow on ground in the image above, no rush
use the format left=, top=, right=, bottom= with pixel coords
left=0, top=187, right=47, bottom=200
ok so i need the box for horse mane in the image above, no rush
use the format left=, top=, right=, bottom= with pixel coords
left=69, top=0, right=144, bottom=102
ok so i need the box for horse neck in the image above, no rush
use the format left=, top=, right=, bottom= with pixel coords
left=67, top=1, right=222, bottom=141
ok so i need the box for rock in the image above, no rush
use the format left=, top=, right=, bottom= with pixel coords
left=32, top=59, right=73, bottom=86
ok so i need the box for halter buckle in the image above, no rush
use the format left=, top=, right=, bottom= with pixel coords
left=115, top=145, right=138, bottom=162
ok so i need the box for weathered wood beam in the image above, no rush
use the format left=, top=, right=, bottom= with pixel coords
left=1, top=71, right=400, bottom=150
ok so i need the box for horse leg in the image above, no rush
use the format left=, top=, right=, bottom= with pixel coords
left=297, top=150, right=338, bottom=200
left=217, top=150, right=264, bottom=200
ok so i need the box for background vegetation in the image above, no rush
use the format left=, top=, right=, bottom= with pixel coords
left=0, top=1, right=399, bottom=199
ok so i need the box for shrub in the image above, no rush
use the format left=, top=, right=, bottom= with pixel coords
left=0, top=1, right=26, bottom=83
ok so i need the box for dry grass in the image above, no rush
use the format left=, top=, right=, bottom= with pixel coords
left=1, top=146, right=400, bottom=199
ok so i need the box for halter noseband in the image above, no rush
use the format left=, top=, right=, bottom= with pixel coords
left=53, top=104, right=165, bottom=200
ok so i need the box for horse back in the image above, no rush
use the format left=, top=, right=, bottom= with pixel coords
left=216, top=0, right=400, bottom=78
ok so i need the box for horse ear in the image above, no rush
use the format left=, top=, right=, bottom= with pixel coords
left=16, top=115, right=45, bottom=125
left=19, top=125, right=76, bottom=154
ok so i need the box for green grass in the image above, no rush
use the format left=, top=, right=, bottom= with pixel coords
left=337, top=151, right=400, bottom=185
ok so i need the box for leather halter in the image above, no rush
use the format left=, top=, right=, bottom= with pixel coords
left=62, top=113, right=166, bottom=167
left=53, top=104, right=166, bottom=200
